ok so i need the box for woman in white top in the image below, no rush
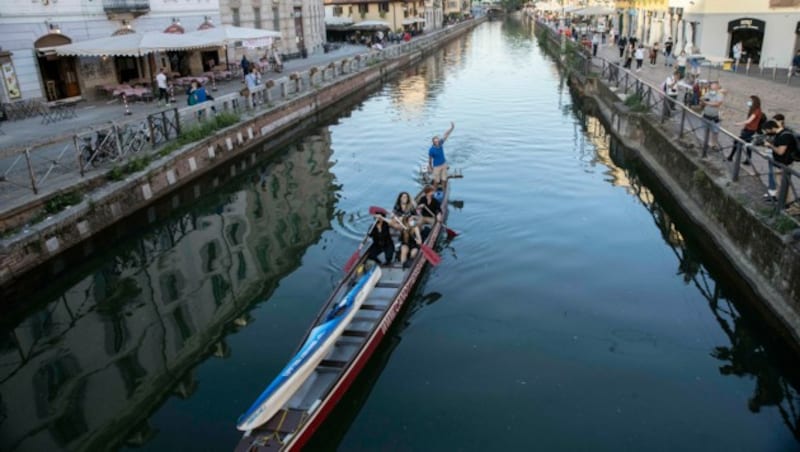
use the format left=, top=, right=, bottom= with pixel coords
left=676, top=50, right=687, bottom=78
left=634, top=45, right=645, bottom=71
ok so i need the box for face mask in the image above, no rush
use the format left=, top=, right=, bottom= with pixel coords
left=747, top=101, right=752, bottom=107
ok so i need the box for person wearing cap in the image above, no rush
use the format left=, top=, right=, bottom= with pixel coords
left=428, top=121, right=455, bottom=191
left=399, top=215, right=423, bottom=269
left=761, top=119, right=797, bottom=202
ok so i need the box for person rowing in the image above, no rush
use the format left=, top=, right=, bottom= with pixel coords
left=390, top=191, right=416, bottom=230
left=428, top=121, right=455, bottom=191
left=366, top=213, right=395, bottom=266
left=417, top=185, right=442, bottom=234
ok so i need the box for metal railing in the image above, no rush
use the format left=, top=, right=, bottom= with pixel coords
left=0, top=18, right=480, bottom=212
left=534, top=19, right=800, bottom=220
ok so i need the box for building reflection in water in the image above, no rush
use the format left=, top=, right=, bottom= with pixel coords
left=0, top=129, right=337, bottom=451
left=583, top=114, right=800, bottom=443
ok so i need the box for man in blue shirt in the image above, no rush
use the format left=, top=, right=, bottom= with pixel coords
left=428, top=121, right=455, bottom=190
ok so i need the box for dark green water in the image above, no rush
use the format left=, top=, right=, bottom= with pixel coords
left=2, top=19, right=799, bottom=452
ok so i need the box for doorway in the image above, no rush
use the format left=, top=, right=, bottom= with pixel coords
left=294, top=7, right=306, bottom=57
left=34, top=33, right=81, bottom=101
left=728, top=18, right=765, bottom=65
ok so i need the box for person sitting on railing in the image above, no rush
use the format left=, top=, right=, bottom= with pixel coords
left=761, top=119, right=798, bottom=203
left=187, top=80, right=216, bottom=118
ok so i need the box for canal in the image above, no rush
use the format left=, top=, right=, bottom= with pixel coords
left=2, top=18, right=799, bottom=452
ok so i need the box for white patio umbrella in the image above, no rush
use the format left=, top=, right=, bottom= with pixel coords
left=191, top=25, right=282, bottom=48
left=573, top=6, right=615, bottom=16
left=351, top=20, right=392, bottom=30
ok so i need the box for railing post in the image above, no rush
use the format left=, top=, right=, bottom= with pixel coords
left=731, top=143, right=743, bottom=182
left=173, top=107, right=181, bottom=136
left=701, top=120, right=711, bottom=157
left=776, top=169, right=791, bottom=213
left=147, top=113, right=156, bottom=148
left=679, top=107, right=687, bottom=138
left=75, top=135, right=85, bottom=177
left=112, top=122, right=123, bottom=159
left=24, top=148, right=38, bottom=194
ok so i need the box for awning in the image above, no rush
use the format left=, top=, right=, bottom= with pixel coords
left=325, top=16, right=354, bottom=27
left=572, top=6, right=615, bottom=16
left=402, top=18, right=426, bottom=25
left=191, top=25, right=281, bottom=45
left=42, top=32, right=219, bottom=57
left=351, top=20, right=391, bottom=31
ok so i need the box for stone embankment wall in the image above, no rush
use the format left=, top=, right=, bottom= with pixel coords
left=0, top=19, right=483, bottom=290
left=533, top=26, right=800, bottom=346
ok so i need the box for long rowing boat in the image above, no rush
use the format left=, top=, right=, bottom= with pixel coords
left=234, top=178, right=453, bottom=451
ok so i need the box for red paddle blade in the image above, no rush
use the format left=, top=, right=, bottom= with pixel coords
left=444, top=226, right=458, bottom=239
left=369, top=206, right=388, bottom=216
left=343, top=251, right=360, bottom=274
left=420, top=244, right=442, bottom=266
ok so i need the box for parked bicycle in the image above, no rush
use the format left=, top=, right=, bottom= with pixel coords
left=78, top=128, right=117, bottom=167
left=119, top=121, right=150, bottom=155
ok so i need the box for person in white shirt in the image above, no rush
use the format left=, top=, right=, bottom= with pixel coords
left=156, top=68, right=169, bottom=104
left=634, top=44, right=645, bottom=71
left=662, top=70, right=680, bottom=117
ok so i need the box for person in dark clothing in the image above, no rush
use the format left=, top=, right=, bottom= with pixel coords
left=762, top=119, right=798, bottom=202
left=241, top=56, right=251, bottom=81
left=417, top=184, right=442, bottom=227
left=618, top=36, right=627, bottom=59
left=366, top=215, right=394, bottom=266
left=664, top=37, right=674, bottom=66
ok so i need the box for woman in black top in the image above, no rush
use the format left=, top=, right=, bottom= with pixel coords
left=366, top=215, right=394, bottom=266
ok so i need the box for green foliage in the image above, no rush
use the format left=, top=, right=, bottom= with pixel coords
left=624, top=93, right=649, bottom=112
left=45, top=191, right=83, bottom=215
left=773, top=214, right=798, bottom=234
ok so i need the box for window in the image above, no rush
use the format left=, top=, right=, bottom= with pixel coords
left=273, top=6, right=280, bottom=31
left=333, top=6, right=343, bottom=16
left=358, top=4, right=368, bottom=14
left=379, top=2, right=389, bottom=12
left=232, top=8, right=240, bottom=26
left=254, top=7, right=262, bottom=28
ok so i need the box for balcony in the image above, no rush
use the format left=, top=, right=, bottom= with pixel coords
left=103, top=0, right=150, bottom=18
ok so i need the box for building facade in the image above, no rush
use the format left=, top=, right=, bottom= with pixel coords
left=614, top=0, right=800, bottom=67
left=218, top=0, right=326, bottom=59
left=0, top=0, right=221, bottom=103
left=323, top=0, right=441, bottom=36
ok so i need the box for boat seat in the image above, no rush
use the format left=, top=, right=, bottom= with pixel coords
left=342, top=329, right=368, bottom=337
left=259, top=408, right=305, bottom=434
left=319, top=359, right=347, bottom=368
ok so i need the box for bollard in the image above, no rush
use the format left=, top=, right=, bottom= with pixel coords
left=169, top=84, right=176, bottom=104
left=745, top=57, right=751, bottom=75
left=122, top=93, right=132, bottom=115
left=211, top=74, right=218, bottom=92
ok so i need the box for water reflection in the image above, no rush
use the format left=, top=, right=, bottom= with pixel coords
left=585, top=114, right=800, bottom=443
left=0, top=130, right=338, bottom=451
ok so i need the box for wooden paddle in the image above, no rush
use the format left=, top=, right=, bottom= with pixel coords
left=420, top=204, right=458, bottom=239
left=370, top=206, right=443, bottom=265
left=343, top=217, right=378, bottom=274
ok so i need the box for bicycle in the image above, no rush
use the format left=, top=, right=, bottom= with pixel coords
left=78, top=128, right=117, bottom=167
left=119, top=122, right=150, bottom=155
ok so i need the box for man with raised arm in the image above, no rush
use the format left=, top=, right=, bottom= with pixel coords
left=428, top=121, right=455, bottom=191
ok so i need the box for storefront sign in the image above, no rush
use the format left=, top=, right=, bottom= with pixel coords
left=1, top=58, right=21, bottom=100
left=727, top=18, right=765, bottom=33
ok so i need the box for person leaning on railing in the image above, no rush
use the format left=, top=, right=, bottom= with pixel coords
left=760, top=119, right=798, bottom=203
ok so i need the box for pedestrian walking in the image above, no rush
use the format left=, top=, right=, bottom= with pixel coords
left=156, top=68, right=169, bottom=105
left=664, top=37, right=673, bottom=66
left=592, top=33, right=600, bottom=57
left=676, top=50, right=687, bottom=78
left=623, top=42, right=633, bottom=69
left=241, top=55, right=251, bottom=81
left=649, top=42, right=659, bottom=66
left=634, top=44, right=645, bottom=71
left=618, top=35, right=627, bottom=58
left=732, top=41, right=743, bottom=71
